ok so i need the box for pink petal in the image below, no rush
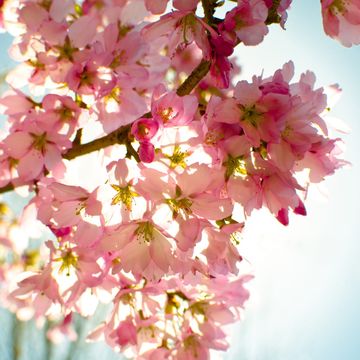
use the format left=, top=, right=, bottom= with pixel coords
left=150, top=229, right=172, bottom=272
left=173, top=0, right=198, bottom=11
left=48, top=183, right=89, bottom=201
left=213, top=98, right=241, bottom=124
left=121, top=239, right=151, bottom=274
left=52, top=201, right=82, bottom=227
left=3, top=132, right=33, bottom=158
left=17, top=149, right=44, bottom=180
left=276, top=208, right=289, bottom=226
left=145, top=0, right=168, bottom=14
left=44, top=144, right=62, bottom=171
left=101, top=224, right=137, bottom=252
left=50, top=0, right=74, bottom=22
left=192, top=194, right=233, bottom=220
left=76, top=221, right=102, bottom=247
left=69, top=15, right=97, bottom=48
left=139, top=142, right=155, bottom=163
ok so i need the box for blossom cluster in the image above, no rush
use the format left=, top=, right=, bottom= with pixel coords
left=0, top=0, right=351, bottom=359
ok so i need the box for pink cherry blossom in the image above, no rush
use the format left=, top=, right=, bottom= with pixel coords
left=151, top=86, right=198, bottom=127
left=101, top=221, right=176, bottom=281
left=138, top=141, right=156, bottom=163
left=0, top=1, right=349, bottom=358
left=142, top=11, right=211, bottom=59
left=3, top=123, right=71, bottom=181
left=131, top=118, right=160, bottom=142
left=41, top=94, right=82, bottom=137
left=11, top=264, right=61, bottom=317
left=321, top=0, right=360, bottom=46
left=36, top=181, right=101, bottom=229
left=220, top=0, right=269, bottom=46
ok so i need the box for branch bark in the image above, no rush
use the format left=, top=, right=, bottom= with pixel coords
left=63, top=124, right=131, bottom=160
left=201, top=0, right=216, bottom=26
left=176, top=60, right=211, bottom=96
left=0, top=183, right=15, bottom=194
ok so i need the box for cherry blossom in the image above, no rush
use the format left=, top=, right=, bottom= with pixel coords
left=0, top=0, right=353, bottom=358
left=321, top=0, right=360, bottom=46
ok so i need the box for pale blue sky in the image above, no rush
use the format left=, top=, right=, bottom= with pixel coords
left=226, top=1, right=360, bottom=360
left=0, top=1, right=359, bottom=359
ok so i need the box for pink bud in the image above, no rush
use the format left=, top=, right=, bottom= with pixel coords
left=139, top=141, right=155, bottom=163
left=131, top=118, right=159, bottom=142
left=294, top=201, right=307, bottom=216
left=49, top=226, right=72, bottom=238
left=276, top=208, right=289, bottom=226
left=211, top=34, right=234, bottom=57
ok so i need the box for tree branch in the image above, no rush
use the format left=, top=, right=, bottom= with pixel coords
left=265, top=0, right=282, bottom=25
left=176, top=60, right=211, bottom=97
left=63, top=124, right=131, bottom=160
left=201, top=0, right=217, bottom=26
left=0, top=58, right=212, bottom=195
left=0, top=183, right=15, bottom=194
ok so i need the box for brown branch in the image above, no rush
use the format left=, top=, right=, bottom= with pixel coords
left=0, top=183, right=15, bottom=194
left=265, top=0, right=282, bottom=25
left=0, top=58, right=212, bottom=195
left=201, top=0, right=216, bottom=26
left=176, top=60, right=211, bottom=96
left=72, top=128, right=83, bottom=146
left=63, top=124, right=131, bottom=160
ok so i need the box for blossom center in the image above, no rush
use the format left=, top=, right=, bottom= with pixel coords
left=56, top=37, right=76, bottom=61
left=135, top=221, right=154, bottom=244
left=225, top=155, right=247, bottom=180
left=183, top=335, right=201, bottom=358
left=166, top=197, right=193, bottom=219
left=205, top=130, right=224, bottom=145
left=58, top=106, right=75, bottom=122
left=281, top=124, right=292, bottom=138
left=110, top=50, right=126, bottom=69
left=111, top=184, right=138, bottom=211
left=138, top=123, right=151, bottom=137
left=55, top=249, right=78, bottom=276
left=31, top=132, right=47, bottom=152
left=165, top=145, right=189, bottom=169
left=166, top=291, right=189, bottom=315
left=159, top=107, right=174, bottom=123
left=329, top=0, right=347, bottom=15
left=39, top=0, right=51, bottom=11
left=241, top=104, right=263, bottom=127
left=107, top=87, right=122, bottom=103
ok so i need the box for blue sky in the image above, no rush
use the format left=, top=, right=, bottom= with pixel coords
left=0, top=1, right=360, bottom=359
left=225, top=1, right=360, bottom=359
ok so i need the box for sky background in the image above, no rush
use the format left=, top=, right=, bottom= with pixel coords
left=0, top=1, right=360, bottom=359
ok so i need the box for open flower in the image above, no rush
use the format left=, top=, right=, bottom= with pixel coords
left=321, top=0, right=360, bottom=46
left=3, top=123, right=71, bottom=181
